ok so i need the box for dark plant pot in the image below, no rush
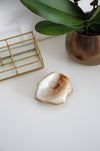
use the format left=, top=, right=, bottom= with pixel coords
left=65, top=32, right=100, bottom=66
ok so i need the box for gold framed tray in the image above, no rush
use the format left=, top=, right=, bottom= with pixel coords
left=0, top=31, right=44, bottom=81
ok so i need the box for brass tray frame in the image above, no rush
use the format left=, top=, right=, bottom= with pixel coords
left=0, top=31, right=44, bottom=81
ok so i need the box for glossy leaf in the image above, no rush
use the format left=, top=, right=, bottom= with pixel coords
left=35, top=21, right=78, bottom=35
left=88, top=6, right=100, bottom=24
left=87, top=8, right=96, bottom=19
left=91, top=24, right=100, bottom=32
left=20, top=0, right=85, bottom=27
left=69, top=23, right=85, bottom=30
left=35, top=0, right=85, bottom=18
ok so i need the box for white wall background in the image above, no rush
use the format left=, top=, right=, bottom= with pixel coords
left=0, top=0, right=93, bottom=40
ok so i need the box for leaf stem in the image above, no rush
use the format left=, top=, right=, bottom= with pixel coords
left=88, top=5, right=100, bottom=22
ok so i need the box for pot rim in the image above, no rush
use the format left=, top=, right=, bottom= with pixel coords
left=74, top=31, right=100, bottom=38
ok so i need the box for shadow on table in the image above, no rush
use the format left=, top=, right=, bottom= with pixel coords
left=15, top=69, right=49, bottom=99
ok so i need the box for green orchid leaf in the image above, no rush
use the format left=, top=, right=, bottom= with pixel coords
left=69, top=23, right=85, bottom=30
left=87, top=8, right=96, bottom=19
left=35, top=0, right=85, bottom=18
left=88, top=6, right=100, bottom=24
left=20, top=0, right=85, bottom=27
left=35, top=21, right=78, bottom=35
left=91, top=24, right=100, bottom=32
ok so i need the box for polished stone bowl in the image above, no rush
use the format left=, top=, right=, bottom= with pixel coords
left=65, top=32, right=100, bottom=66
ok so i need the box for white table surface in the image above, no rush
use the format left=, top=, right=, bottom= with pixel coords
left=0, top=35, right=100, bottom=151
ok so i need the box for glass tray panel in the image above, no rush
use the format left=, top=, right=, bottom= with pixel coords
left=17, top=62, right=43, bottom=74
left=0, top=31, right=44, bottom=81
left=0, top=69, right=16, bottom=80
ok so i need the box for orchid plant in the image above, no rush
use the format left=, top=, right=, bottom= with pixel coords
left=20, top=0, right=100, bottom=36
